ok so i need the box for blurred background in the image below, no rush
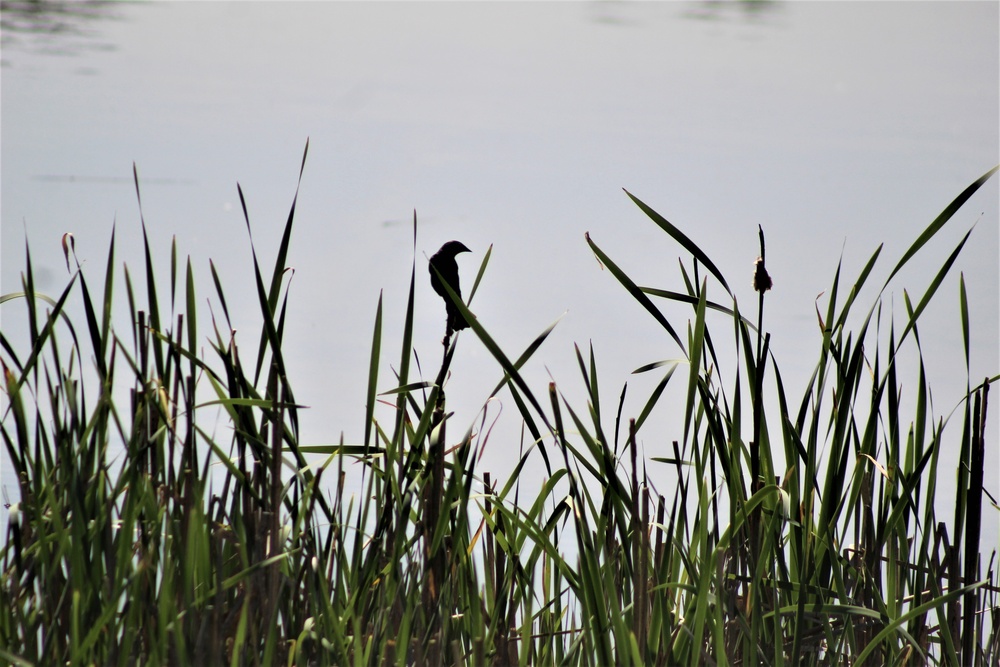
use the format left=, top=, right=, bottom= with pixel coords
left=2, top=1, right=997, bottom=540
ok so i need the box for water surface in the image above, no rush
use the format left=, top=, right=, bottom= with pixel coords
left=2, top=1, right=997, bottom=540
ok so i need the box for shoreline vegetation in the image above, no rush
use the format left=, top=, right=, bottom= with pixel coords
left=1, top=144, right=998, bottom=665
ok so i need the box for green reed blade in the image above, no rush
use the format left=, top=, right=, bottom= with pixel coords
left=623, top=189, right=733, bottom=297
left=585, top=232, right=686, bottom=354
left=882, top=164, right=997, bottom=291
left=364, top=291, right=382, bottom=453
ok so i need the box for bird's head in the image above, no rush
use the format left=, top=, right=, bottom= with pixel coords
left=438, top=240, right=471, bottom=258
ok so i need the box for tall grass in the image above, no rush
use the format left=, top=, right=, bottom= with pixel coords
left=1, top=144, right=997, bottom=665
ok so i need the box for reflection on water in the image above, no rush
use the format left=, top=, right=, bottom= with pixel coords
left=0, top=0, right=120, bottom=62
left=680, top=0, right=783, bottom=23
left=586, top=0, right=783, bottom=29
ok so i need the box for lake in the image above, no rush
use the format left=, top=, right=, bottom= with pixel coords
left=2, top=1, right=997, bottom=545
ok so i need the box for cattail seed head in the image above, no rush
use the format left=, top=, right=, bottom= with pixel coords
left=753, top=257, right=772, bottom=293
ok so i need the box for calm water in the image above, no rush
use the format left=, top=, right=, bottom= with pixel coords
left=2, top=2, right=997, bottom=543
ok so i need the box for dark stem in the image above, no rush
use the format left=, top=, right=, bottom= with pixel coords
left=422, top=328, right=457, bottom=643
left=752, top=225, right=768, bottom=493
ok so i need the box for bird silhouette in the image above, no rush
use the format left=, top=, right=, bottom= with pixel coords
left=429, top=240, right=471, bottom=334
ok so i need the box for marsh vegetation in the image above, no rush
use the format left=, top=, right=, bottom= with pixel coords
left=1, top=146, right=997, bottom=665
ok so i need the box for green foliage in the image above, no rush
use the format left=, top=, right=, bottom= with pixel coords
left=1, top=148, right=997, bottom=665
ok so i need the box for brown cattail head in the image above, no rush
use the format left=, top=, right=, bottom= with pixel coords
left=753, top=256, right=772, bottom=293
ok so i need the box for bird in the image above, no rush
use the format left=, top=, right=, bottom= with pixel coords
left=429, top=240, right=471, bottom=334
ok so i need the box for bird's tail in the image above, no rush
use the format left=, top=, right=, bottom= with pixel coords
left=447, top=303, right=469, bottom=333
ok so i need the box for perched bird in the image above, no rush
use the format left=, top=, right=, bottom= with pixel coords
left=429, top=241, right=472, bottom=334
